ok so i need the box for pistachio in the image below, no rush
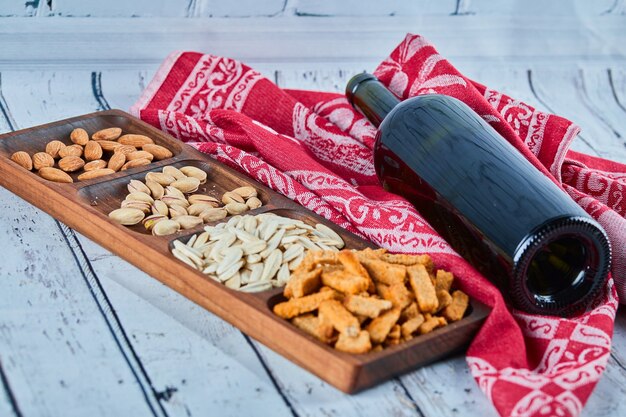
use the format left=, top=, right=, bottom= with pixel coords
left=175, top=215, right=203, bottom=230
left=142, top=214, right=167, bottom=231
left=152, top=219, right=180, bottom=236
left=180, top=166, right=207, bottom=183
left=145, top=172, right=175, bottom=186
left=161, top=195, right=189, bottom=208
left=199, top=208, right=228, bottom=223
left=109, top=208, right=145, bottom=225
left=171, top=177, right=200, bottom=193
left=246, top=197, right=263, bottom=210
left=146, top=180, right=164, bottom=199
left=222, top=191, right=245, bottom=205
left=232, top=186, right=257, bottom=199
left=127, top=179, right=151, bottom=195
left=164, top=185, right=186, bottom=200
left=169, top=205, right=188, bottom=218
left=188, top=203, right=216, bottom=216
left=225, top=202, right=249, bottom=215
left=188, top=194, right=220, bottom=206
left=125, top=192, right=154, bottom=204
left=163, top=166, right=186, bottom=180
left=121, top=200, right=151, bottom=213
left=151, top=200, right=169, bottom=216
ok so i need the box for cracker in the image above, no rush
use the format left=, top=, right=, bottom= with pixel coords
left=273, top=289, right=339, bottom=319
left=435, top=289, right=453, bottom=313
left=442, top=290, right=469, bottom=322
left=318, top=299, right=360, bottom=336
left=401, top=314, right=425, bottom=338
left=335, top=330, right=372, bottom=354
left=291, top=314, right=334, bottom=343
left=418, top=316, right=447, bottom=335
left=435, top=269, right=454, bottom=292
left=284, top=266, right=322, bottom=298
left=386, top=282, right=414, bottom=310
left=361, top=258, right=407, bottom=286
left=321, top=269, right=370, bottom=294
left=366, top=307, right=401, bottom=344
left=343, top=294, right=393, bottom=318
left=400, top=302, right=420, bottom=321
left=407, top=264, right=439, bottom=313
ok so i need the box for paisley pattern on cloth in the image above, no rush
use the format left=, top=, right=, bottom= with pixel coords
left=131, top=34, right=626, bottom=417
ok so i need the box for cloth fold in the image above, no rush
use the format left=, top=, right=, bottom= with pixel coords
left=131, top=34, right=625, bottom=417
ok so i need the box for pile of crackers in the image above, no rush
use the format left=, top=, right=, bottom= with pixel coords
left=273, top=248, right=469, bottom=354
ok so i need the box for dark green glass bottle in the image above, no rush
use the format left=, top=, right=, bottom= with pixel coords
left=346, top=73, right=611, bottom=316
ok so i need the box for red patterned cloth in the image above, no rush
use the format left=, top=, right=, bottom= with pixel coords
left=131, top=34, right=625, bottom=417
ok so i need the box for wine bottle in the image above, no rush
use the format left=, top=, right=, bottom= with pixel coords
left=346, top=73, right=611, bottom=316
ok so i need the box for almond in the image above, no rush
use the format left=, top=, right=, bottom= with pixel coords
left=45, top=140, right=66, bottom=158
left=114, top=145, right=137, bottom=156
left=98, top=140, right=120, bottom=152
left=107, top=152, right=126, bottom=172
left=118, top=134, right=154, bottom=147
left=58, top=155, right=85, bottom=172
left=84, top=159, right=107, bottom=171
left=92, top=127, right=122, bottom=141
left=84, top=141, right=103, bottom=161
left=70, top=128, right=89, bottom=145
left=32, top=152, right=55, bottom=170
left=142, top=144, right=173, bottom=160
left=58, top=144, right=83, bottom=158
left=39, top=167, right=73, bottom=183
left=121, top=158, right=151, bottom=171
left=126, top=150, right=154, bottom=162
left=77, top=168, right=116, bottom=181
left=11, top=151, right=33, bottom=170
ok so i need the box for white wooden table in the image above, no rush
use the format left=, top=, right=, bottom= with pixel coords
left=1, top=5, right=626, bottom=416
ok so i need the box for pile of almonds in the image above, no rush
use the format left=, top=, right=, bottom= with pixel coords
left=9, top=127, right=172, bottom=183
left=170, top=213, right=345, bottom=292
left=108, top=165, right=263, bottom=236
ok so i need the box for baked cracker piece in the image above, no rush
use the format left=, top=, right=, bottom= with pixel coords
left=335, top=330, right=372, bottom=354
left=291, top=314, right=334, bottom=343
left=407, top=264, right=439, bottom=313
left=360, top=258, right=407, bottom=286
left=435, top=269, right=454, bottom=292
left=401, top=314, right=425, bottom=339
left=309, top=250, right=341, bottom=266
left=384, top=324, right=402, bottom=347
left=435, top=289, right=452, bottom=313
left=400, top=302, right=420, bottom=321
left=442, top=290, right=469, bottom=322
left=418, top=315, right=447, bottom=335
left=366, top=307, right=401, bottom=344
left=343, top=294, right=393, bottom=319
left=383, top=282, right=414, bottom=310
left=321, top=269, right=370, bottom=294
left=318, top=299, right=360, bottom=337
left=284, top=266, right=322, bottom=298
left=353, top=248, right=387, bottom=263
left=273, top=289, right=339, bottom=319
left=379, top=253, right=432, bottom=268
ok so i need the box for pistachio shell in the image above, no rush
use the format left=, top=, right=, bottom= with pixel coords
left=151, top=200, right=169, bottom=216
left=187, top=194, right=220, bottom=205
left=152, top=219, right=180, bottom=236
left=146, top=180, right=164, bottom=199
left=142, top=214, right=167, bottom=231
left=188, top=203, right=217, bottom=216
left=127, top=179, right=151, bottom=195
left=179, top=166, right=207, bottom=183
left=171, top=177, right=200, bottom=193
left=125, top=192, right=154, bottom=204
left=145, top=172, right=175, bottom=186
left=225, top=202, right=249, bottom=215
left=222, top=191, right=245, bottom=205
left=246, top=197, right=263, bottom=210
left=199, top=208, right=228, bottom=223
left=121, top=200, right=151, bottom=214
left=231, top=186, right=257, bottom=199
left=161, top=195, right=189, bottom=208
left=175, top=215, right=203, bottom=230
left=162, top=166, right=186, bottom=180
left=169, top=205, right=188, bottom=218
left=165, top=185, right=186, bottom=199
left=109, top=208, right=145, bottom=225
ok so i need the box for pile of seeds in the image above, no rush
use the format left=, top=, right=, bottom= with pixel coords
left=10, top=127, right=173, bottom=183
left=108, top=165, right=263, bottom=236
left=170, top=213, right=345, bottom=292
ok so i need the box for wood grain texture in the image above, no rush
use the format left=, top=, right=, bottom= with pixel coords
left=0, top=15, right=625, bottom=70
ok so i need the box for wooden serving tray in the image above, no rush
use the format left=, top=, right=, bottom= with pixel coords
left=0, top=109, right=490, bottom=393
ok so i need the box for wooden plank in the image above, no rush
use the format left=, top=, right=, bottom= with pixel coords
left=609, top=68, right=626, bottom=112
left=0, top=16, right=625, bottom=70
left=466, top=0, right=615, bottom=15
left=190, top=0, right=286, bottom=17
left=0, top=70, right=163, bottom=417
left=49, top=0, right=190, bottom=17
left=293, top=0, right=456, bottom=16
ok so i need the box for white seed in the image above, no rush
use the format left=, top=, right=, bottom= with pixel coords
left=242, top=240, right=267, bottom=255
left=260, top=249, right=282, bottom=281
left=217, top=260, right=244, bottom=282
left=289, top=253, right=304, bottom=271
left=246, top=254, right=262, bottom=264
left=277, top=263, right=290, bottom=285
left=243, top=215, right=257, bottom=233
left=224, top=273, right=241, bottom=289
left=217, top=247, right=243, bottom=275
left=282, top=244, right=304, bottom=263
left=249, top=263, right=264, bottom=283
left=172, top=249, right=197, bottom=269
left=193, top=231, right=210, bottom=248
left=239, top=282, right=272, bottom=293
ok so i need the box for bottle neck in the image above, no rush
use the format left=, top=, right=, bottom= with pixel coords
left=345, top=73, right=401, bottom=128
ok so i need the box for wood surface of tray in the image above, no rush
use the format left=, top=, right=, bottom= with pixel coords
left=0, top=109, right=490, bottom=393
